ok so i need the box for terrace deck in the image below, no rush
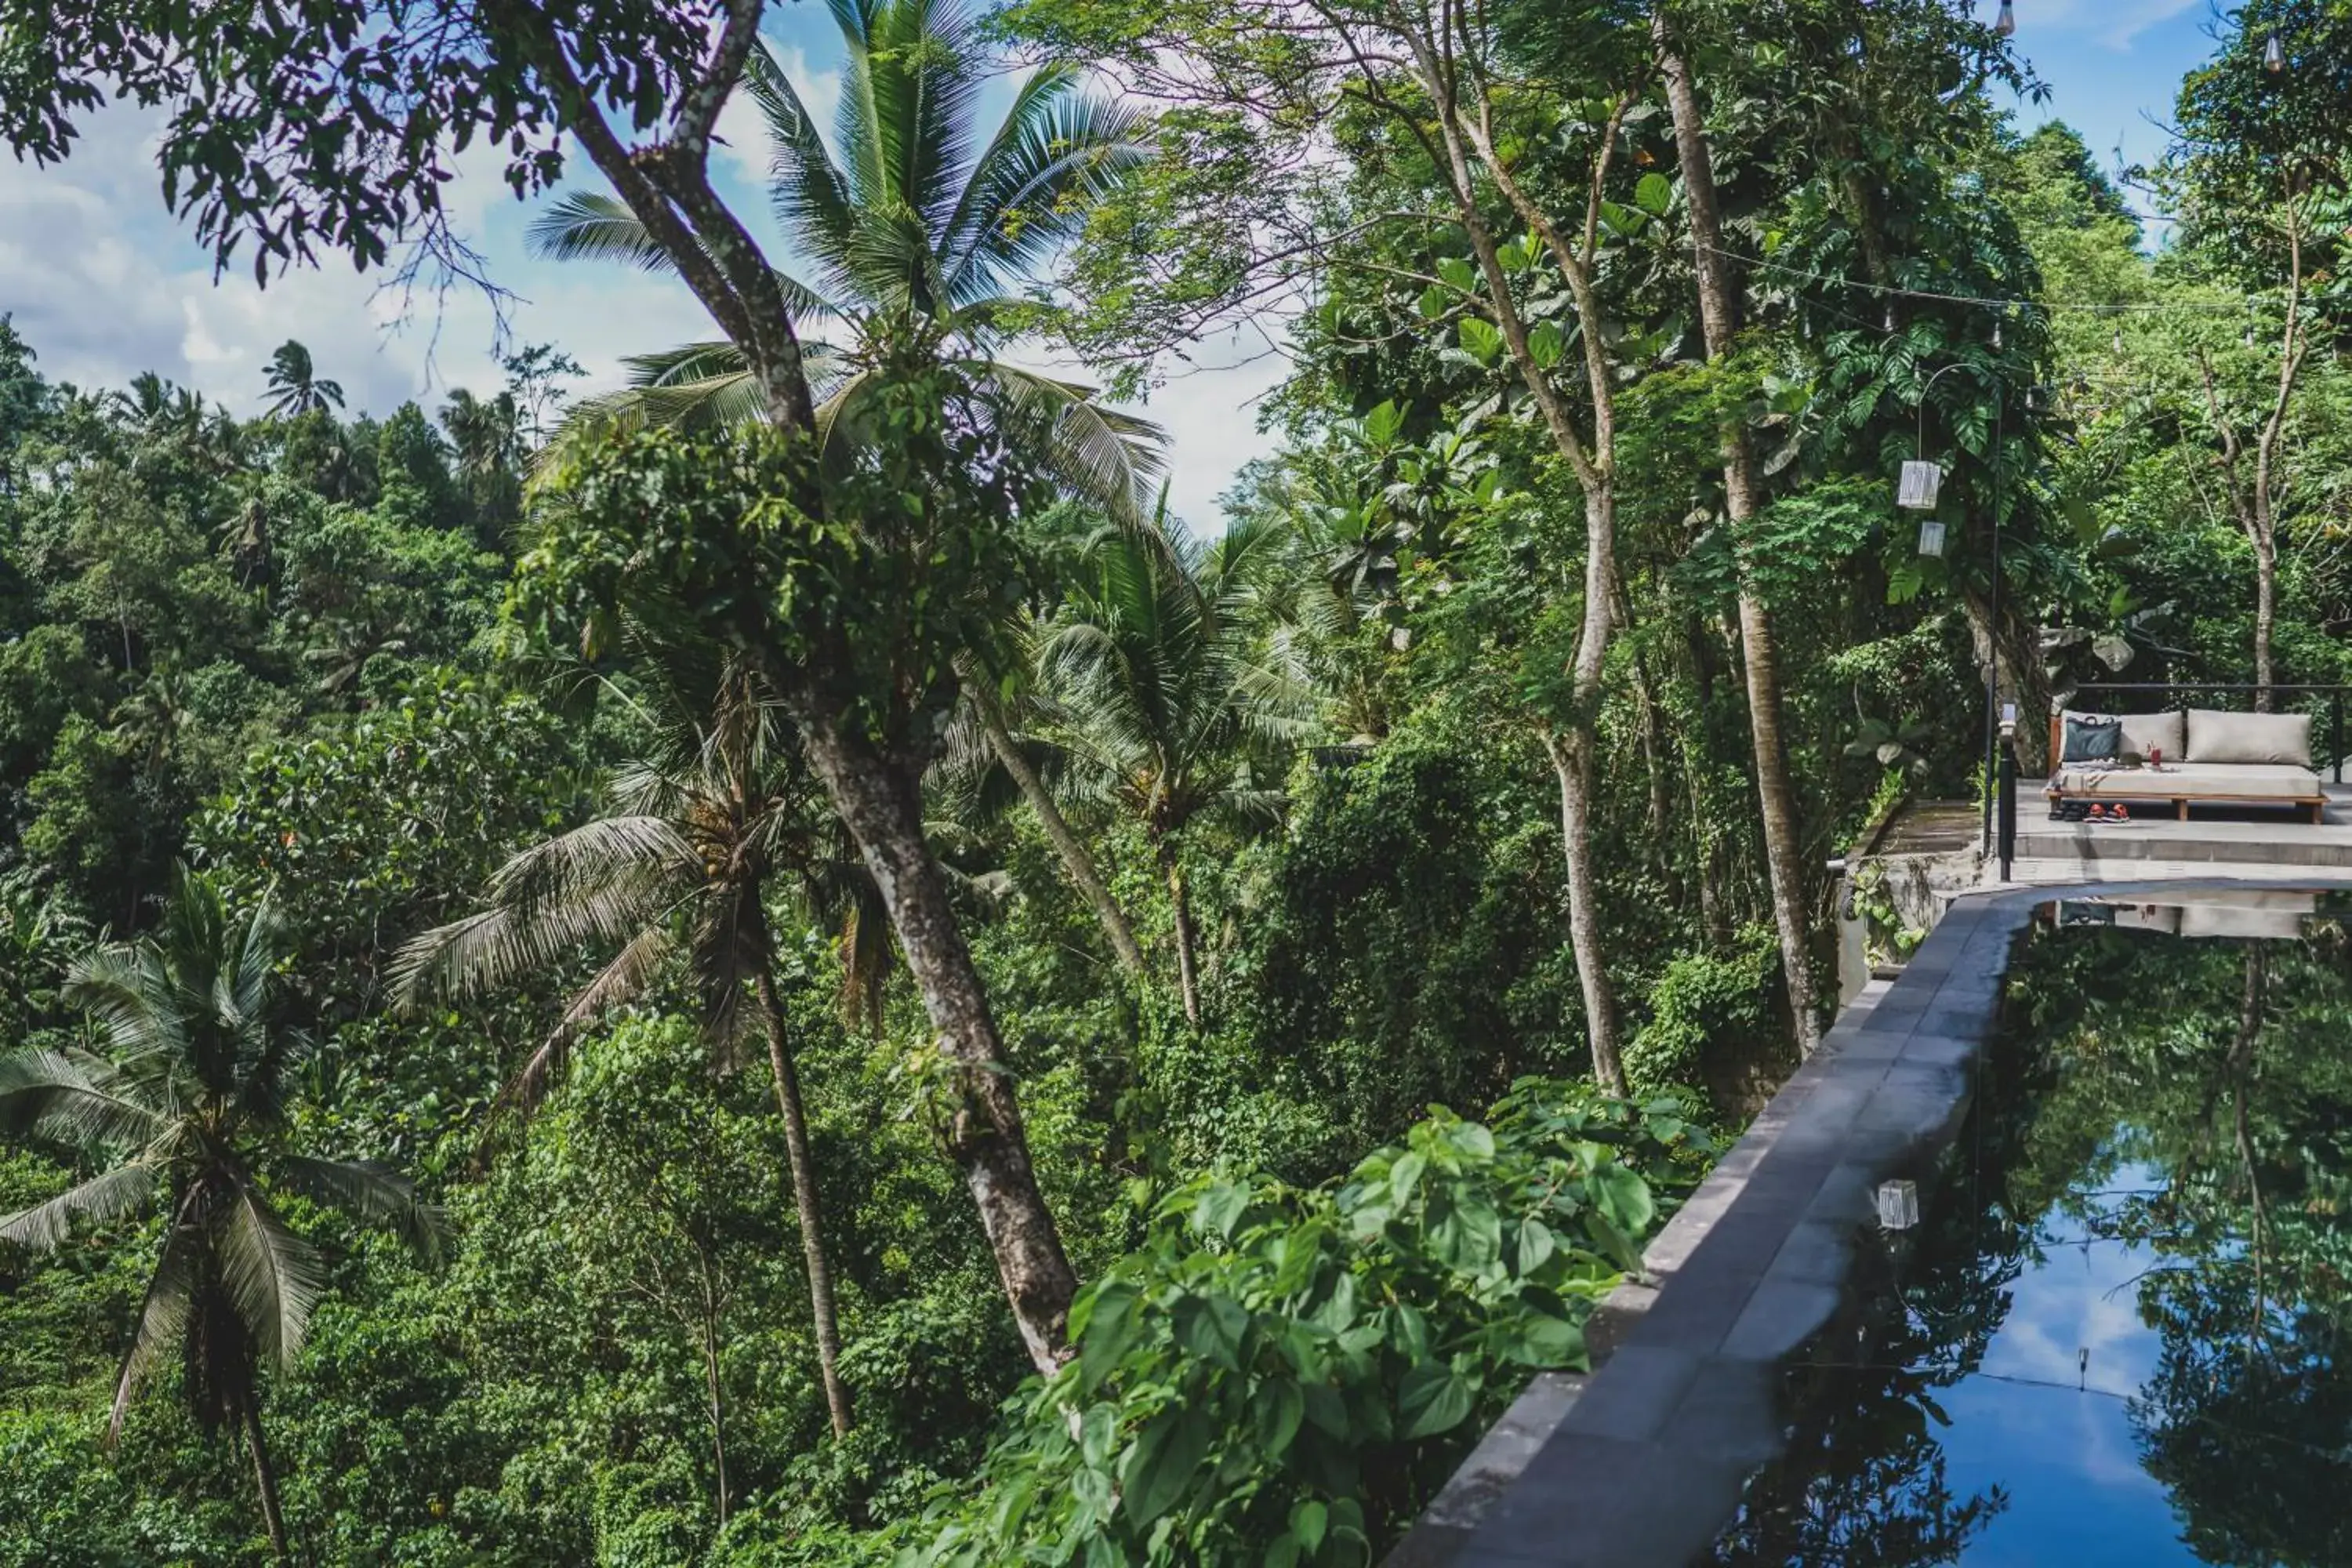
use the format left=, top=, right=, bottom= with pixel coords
left=2006, top=779, right=2352, bottom=880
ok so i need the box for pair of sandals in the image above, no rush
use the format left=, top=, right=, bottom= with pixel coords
left=2051, top=800, right=2131, bottom=823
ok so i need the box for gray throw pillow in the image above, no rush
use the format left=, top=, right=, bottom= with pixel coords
left=2063, top=714, right=2122, bottom=764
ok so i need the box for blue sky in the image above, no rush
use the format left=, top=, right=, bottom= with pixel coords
left=0, top=0, right=2253, bottom=531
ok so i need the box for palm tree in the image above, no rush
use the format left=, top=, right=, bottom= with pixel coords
left=1034, top=514, right=1316, bottom=1022
left=392, top=652, right=874, bottom=1436
left=260, top=342, right=343, bottom=421
left=524, top=0, right=1165, bottom=520
left=439, top=387, right=524, bottom=533
left=0, top=869, right=441, bottom=1563
left=261, top=340, right=343, bottom=419
left=946, top=659, right=1151, bottom=982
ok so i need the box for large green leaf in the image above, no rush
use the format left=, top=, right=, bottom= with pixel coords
left=1172, top=1290, right=1250, bottom=1370
left=1458, top=318, right=1504, bottom=366
left=1591, top=1163, right=1654, bottom=1234
left=1079, top=1280, right=1142, bottom=1392
left=1397, top=1361, right=1475, bottom=1438
left=1121, top=1406, right=1212, bottom=1526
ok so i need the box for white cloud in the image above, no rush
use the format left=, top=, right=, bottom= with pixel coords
left=0, top=60, right=1283, bottom=523
left=1130, top=326, right=1291, bottom=535
left=715, top=45, right=845, bottom=192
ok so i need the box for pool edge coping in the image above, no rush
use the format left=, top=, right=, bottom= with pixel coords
left=1385, top=876, right=2352, bottom=1568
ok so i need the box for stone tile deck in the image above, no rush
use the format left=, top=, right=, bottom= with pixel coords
left=2009, top=781, right=2352, bottom=880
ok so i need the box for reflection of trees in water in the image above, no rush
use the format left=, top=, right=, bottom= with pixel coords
left=1716, top=913, right=2352, bottom=1568
left=1711, top=1000, right=2052, bottom=1566
left=2071, top=927, right=2352, bottom=1568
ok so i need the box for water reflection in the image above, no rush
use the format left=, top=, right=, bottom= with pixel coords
left=1714, top=894, right=2352, bottom=1567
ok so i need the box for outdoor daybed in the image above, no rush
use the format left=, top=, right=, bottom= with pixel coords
left=2045, top=707, right=2327, bottom=823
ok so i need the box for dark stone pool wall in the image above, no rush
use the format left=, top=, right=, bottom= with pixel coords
left=1384, top=879, right=2352, bottom=1568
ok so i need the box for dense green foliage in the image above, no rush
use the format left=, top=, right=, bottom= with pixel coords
left=0, top=0, right=2344, bottom=1559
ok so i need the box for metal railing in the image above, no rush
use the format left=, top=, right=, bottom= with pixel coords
left=2063, top=683, right=2352, bottom=785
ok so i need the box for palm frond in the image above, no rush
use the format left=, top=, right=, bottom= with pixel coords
left=0, top=1162, right=155, bottom=1253
left=279, top=1156, right=446, bottom=1266
left=390, top=816, right=699, bottom=1004
left=0, top=1047, right=165, bottom=1152
left=535, top=342, right=854, bottom=470
left=60, top=948, right=189, bottom=1073
left=942, top=73, right=1149, bottom=305
left=526, top=190, right=681, bottom=274
left=485, top=813, right=702, bottom=911
left=110, top=1222, right=195, bottom=1442
left=828, top=0, right=987, bottom=280
left=218, top=1180, right=326, bottom=1368
left=836, top=874, right=896, bottom=1033
left=217, top=893, right=281, bottom=1042
left=554, top=924, right=676, bottom=1042
left=746, top=42, right=861, bottom=303
left=976, top=362, right=1167, bottom=526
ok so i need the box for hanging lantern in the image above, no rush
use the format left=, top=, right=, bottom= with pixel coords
left=2113, top=326, right=2125, bottom=355
left=1898, top=459, right=1944, bottom=510
left=1991, top=318, right=2004, bottom=350
left=1994, top=0, right=2016, bottom=35
left=2266, top=31, right=2286, bottom=72
left=1916, top=519, right=1947, bottom=557
left=1883, top=300, right=1896, bottom=332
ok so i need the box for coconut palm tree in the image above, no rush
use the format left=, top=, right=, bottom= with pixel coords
left=260, top=340, right=343, bottom=420
left=391, top=648, right=877, bottom=1436
left=524, top=0, right=1164, bottom=520
left=0, top=869, right=441, bottom=1563
left=1034, top=514, right=1316, bottom=1022
left=439, top=387, right=524, bottom=535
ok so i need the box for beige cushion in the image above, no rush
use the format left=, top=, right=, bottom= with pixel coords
left=2049, top=761, right=2321, bottom=800
left=2180, top=906, right=2308, bottom=940
left=2063, top=709, right=2183, bottom=761
left=2185, top=708, right=2312, bottom=766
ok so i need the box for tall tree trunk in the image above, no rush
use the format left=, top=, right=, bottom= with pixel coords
left=1162, top=848, right=1201, bottom=1025
left=241, top=1403, right=290, bottom=1565
left=1657, top=19, right=1822, bottom=1054
left=1435, top=96, right=1628, bottom=1089
left=795, top=713, right=1078, bottom=1374
left=2253, top=525, right=2278, bottom=710
left=1613, top=568, right=1674, bottom=862
left=2250, top=207, right=2308, bottom=712
left=1544, top=725, right=1624, bottom=1094
left=752, top=962, right=853, bottom=1436
left=969, top=682, right=1149, bottom=981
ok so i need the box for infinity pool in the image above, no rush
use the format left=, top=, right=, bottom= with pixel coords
left=1714, top=891, right=2352, bottom=1566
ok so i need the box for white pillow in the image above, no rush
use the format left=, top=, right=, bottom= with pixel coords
left=2184, top=708, right=2313, bottom=767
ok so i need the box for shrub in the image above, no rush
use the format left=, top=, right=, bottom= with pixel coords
left=1624, top=926, right=1780, bottom=1095
left=894, top=1080, right=1708, bottom=1566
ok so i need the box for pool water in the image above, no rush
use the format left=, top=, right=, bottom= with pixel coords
left=1714, top=893, right=2352, bottom=1567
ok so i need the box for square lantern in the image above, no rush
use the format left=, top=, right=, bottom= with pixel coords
left=1878, top=1179, right=1921, bottom=1231
left=1897, top=459, right=1944, bottom=510
left=1916, top=519, right=1947, bottom=558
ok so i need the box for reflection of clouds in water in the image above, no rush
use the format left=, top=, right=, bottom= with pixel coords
left=1983, top=1207, right=2165, bottom=1393
left=1928, top=1163, right=2199, bottom=1562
